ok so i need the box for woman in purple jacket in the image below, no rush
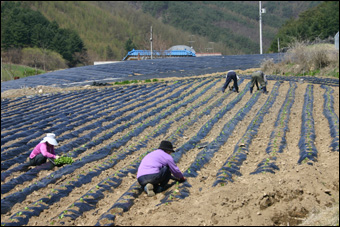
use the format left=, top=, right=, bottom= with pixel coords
left=137, top=141, right=186, bottom=197
left=28, top=133, right=60, bottom=166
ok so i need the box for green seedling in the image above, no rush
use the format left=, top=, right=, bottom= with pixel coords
left=54, top=156, right=74, bottom=165
left=302, top=157, right=309, bottom=164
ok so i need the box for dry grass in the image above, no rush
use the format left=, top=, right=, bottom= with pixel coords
left=299, top=203, right=339, bottom=226
left=261, top=42, right=339, bottom=78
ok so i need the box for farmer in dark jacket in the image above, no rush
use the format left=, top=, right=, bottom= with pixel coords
left=250, top=70, right=268, bottom=94
left=222, top=70, right=239, bottom=93
left=137, top=141, right=186, bottom=197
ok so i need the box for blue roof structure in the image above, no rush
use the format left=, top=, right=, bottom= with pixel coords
left=122, top=49, right=196, bottom=60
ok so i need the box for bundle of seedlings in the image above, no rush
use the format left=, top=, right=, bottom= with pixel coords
left=50, top=156, right=74, bottom=167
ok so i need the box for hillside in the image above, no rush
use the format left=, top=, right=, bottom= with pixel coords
left=20, top=1, right=320, bottom=61
left=1, top=73, right=339, bottom=226
left=269, top=1, right=339, bottom=52
left=138, top=1, right=322, bottom=54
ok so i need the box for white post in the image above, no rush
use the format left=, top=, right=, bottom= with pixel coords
left=277, top=38, right=280, bottom=52
left=150, top=26, right=153, bottom=59
left=259, top=1, right=263, bottom=54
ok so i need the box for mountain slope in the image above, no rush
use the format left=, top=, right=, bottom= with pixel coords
left=21, top=1, right=320, bottom=61
left=269, top=1, right=339, bottom=52
left=139, top=1, right=321, bottom=54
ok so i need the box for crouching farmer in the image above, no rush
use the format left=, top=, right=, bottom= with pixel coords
left=250, top=70, right=268, bottom=94
left=28, top=133, right=60, bottom=167
left=137, top=140, right=186, bottom=197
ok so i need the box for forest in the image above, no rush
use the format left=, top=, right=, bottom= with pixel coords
left=1, top=1, right=338, bottom=70
left=1, top=1, right=87, bottom=68
left=139, top=1, right=323, bottom=54
left=269, top=1, right=339, bottom=52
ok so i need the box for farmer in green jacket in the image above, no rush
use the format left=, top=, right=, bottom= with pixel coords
left=250, top=70, right=268, bottom=94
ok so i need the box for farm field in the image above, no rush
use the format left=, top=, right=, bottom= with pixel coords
left=1, top=74, right=339, bottom=226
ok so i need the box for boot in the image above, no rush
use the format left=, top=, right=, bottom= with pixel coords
left=144, top=183, right=155, bottom=197
left=250, top=87, right=253, bottom=94
left=262, top=86, right=268, bottom=94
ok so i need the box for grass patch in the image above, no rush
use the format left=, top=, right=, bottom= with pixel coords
left=1, top=63, right=45, bottom=82
left=114, top=80, right=139, bottom=85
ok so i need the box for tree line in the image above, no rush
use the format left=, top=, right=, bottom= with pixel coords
left=140, top=1, right=321, bottom=54
left=141, top=1, right=259, bottom=54
left=1, top=1, right=88, bottom=68
left=269, top=1, right=339, bottom=52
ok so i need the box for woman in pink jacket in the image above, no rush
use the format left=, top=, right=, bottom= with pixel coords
left=28, top=133, right=60, bottom=166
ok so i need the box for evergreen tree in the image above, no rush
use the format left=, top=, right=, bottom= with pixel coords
left=1, top=1, right=87, bottom=67
left=106, top=45, right=115, bottom=60
left=124, top=38, right=137, bottom=52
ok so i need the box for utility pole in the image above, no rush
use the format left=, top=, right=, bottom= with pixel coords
left=150, top=26, right=153, bottom=59
left=188, top=35, right=195, bottom=49
left=259, top=1, right=265, bottom=54
left=209, top=42, right=215, bottom=53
